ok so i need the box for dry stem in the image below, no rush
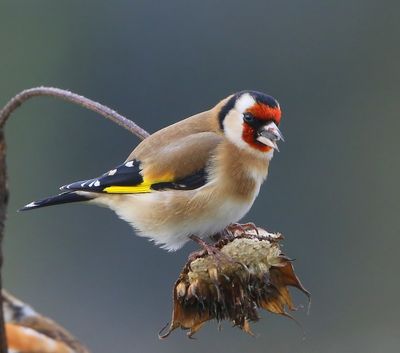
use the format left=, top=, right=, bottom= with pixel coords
left=0, top=131, right=7, bottom=353
left=0, top=86, right=150, bottom=352
left=0, top=86, right=150, bottom=139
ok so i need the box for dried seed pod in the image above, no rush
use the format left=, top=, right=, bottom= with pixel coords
left=3, top=290, right=89, bottom=353
left=160, top=227, right=310, bottom=338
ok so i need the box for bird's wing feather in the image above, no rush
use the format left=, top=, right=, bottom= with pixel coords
left=61, top=159, right=147, bottom=193
left=61, top=132, right=222, bottom=194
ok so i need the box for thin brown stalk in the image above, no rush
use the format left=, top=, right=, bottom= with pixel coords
left=0, top=130, right=7, bottom=353
left=0, top=87, right=150, bottom=352
left=0, top=86, right=150, bottom=140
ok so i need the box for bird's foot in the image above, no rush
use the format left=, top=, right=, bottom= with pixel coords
left=227, top=222, right=259, bottom=236
left=188, top=235, right=236, bottom=267
left=209, top=228, right=233, bottom=242
left=187, top=249, right=207, bottom=263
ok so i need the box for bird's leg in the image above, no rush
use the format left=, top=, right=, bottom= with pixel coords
left=209, top=228, right=233, bottom=242
left=189, top=235, right=221, bottom=256
left=188, top=235, right=235, bottom=265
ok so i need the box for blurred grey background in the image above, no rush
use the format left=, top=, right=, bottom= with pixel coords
left=1, top=1, right=399, bottom=352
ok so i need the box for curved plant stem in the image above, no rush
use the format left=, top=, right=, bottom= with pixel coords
left=0, top=87, right=151, bottom=352
left=0, top=86, right=150, bottom=140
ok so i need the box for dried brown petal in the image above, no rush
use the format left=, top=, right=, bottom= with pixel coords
left=3, top=290, right=89, bottom=353
left=160, top=227, right=310, bottom=338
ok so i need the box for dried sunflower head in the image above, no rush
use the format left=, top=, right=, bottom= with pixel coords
left=160, top=228, right=310, bottom=338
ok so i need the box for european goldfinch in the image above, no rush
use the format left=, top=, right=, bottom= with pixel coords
left=21, top=91, right=283, bottom=251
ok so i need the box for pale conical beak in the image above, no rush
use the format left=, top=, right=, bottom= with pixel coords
left=256, top=122, right=284, bottom=151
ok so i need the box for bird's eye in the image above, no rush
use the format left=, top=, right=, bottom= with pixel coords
left=243, top=113, right=255, bottom=124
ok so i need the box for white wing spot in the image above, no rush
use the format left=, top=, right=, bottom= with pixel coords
left=89, top=181, right=95, bottom=187
left=109, top=169, right=117, bottom=175
left=94, top=180, right=100, bottom=187
left=125, top=161, right=134, bottom=167
left=25, top=202, right=37, bottom=208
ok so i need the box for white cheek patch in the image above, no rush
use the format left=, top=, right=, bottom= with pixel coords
left=223, top=111, right=248, bottom=149
left=235, top=93, right=256, bottom=113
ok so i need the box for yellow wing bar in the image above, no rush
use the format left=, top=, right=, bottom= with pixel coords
left=103, top=185, right=152, bottom=194
left=103, top=174, right=174, bottom=194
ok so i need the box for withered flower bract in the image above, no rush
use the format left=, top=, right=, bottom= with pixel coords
left=3, top=290, right=89, bottom=353
left=160, top=227, right=310, bottom=338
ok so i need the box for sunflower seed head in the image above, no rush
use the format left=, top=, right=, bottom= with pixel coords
left=159, top=227, right=310, bottom=338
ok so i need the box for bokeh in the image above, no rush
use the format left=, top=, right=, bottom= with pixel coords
left=1, top=1, right=399, bottom=352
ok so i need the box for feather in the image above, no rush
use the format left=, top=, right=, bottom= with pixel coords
left=19, top=192, right=92, bottom=211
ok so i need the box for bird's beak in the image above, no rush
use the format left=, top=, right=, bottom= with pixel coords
left=256, top=122, right=285, bottom=151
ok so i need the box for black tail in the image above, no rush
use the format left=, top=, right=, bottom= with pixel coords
left=19, top=191, right=92, bottom=211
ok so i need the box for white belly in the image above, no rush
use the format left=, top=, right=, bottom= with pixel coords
left=93, top=188, right=256, bottom=251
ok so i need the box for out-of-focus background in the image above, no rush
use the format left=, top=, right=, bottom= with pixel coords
left=1, top=1, right=399, bottom=352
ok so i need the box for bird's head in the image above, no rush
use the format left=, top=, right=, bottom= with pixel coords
left=218, top=91, right=283, bottom=157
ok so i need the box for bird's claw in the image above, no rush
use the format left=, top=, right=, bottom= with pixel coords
left=188, top=235, right=236, bottom=268
left=227, top=222, right=259, bottom=236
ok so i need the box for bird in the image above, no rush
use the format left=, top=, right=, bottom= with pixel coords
left=20, top=90, right=284, bottom=251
